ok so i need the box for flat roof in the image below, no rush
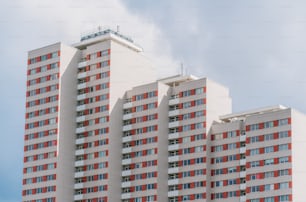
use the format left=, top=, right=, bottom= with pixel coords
left=158, top=74, right=199, bottom=86
left=73, top=29, right=142, bottom=52
left=220, top=105, right=287, bottom=122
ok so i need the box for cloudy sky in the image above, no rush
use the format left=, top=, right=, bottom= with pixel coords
left=1, top=0, right=306, bottom=201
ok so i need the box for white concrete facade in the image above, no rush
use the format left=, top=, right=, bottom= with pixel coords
left=22, top=29, right=306, bottom=202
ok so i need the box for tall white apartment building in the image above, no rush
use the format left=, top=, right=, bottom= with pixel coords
left=23, top=29, right=156, bottom=202
left=210, top=106, right=306, bottom=202
left=22, top=29, right=306, bottom=202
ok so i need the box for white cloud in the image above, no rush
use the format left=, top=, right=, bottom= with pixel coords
left=5, top=0, right=178, bottom=77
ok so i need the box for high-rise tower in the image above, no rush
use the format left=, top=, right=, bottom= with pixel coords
left=22, top=29, right=306, bottom=202
left=23, top=29, right=156, bottom=202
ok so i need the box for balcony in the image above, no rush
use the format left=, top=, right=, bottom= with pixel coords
left=75, top=149, right=85, bottom=156
left=240, top=196, right=246, bottom=202
left=77, top=83, right=86, bottom=90
left=240, top=147, right=246, bottom=154
left=74, top=194, right=83, bottom=201
left=75, top=160, right=85, bottom=167
left=168, top=179, right=179, bottom=186
left=75, top=138, right=85, bottom=144
left=168, top=156, right=179, bottom=162
left=168, top=167, right=179, bottom=174
left=169, top=110, right=179, bottom=117
left=122, top=158, right=132, bottom=165
left=77, top=72, right=87, bottom=79
left=122, top=136, right=132, bottom=143
left=121, top=193, right=132, bottom=200
left=74, top=171, right=84, bottom=178
left=169, top=98, right=179, bottom=105
left=121, top=181, right=131, bottom=188
left=123, top=102, right=133, bottom=109
left=240, top=159, right=246, bottom=165
left=240, top=135, right=246, bottom=142
left=123, top=125, right=132, bottom=131
left=77, top=94, right=86, bottom=101
left=74, top=183, right=84, bottom=189
left=76, top=115, right=85, bottom=123
left=123, top=113, right=132, bottom=120
left=240, top=171, right=246, bottom=178
left=169, top=121, right=179, bottom=128
left=168, top=132, right=179, bottom=140
left=76, top=127, right=85, bottom=133
left=122, top=147, right=132, bottom=154
left=122, top=170, right=132, bottom=176
left=168, top=144, right=179, bottom=151
left=76, top=104, right=86, bottom=111
left=78, top=61, right=87, bottom=68
left=168, top=190, right=179, bottom=197
left=240, top=183, right=246, bottom=190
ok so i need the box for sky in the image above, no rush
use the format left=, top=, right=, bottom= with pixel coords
left=1, top=0, right=306, bottom=201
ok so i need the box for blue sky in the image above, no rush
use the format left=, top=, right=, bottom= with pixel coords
left=1, top=0, right=306, bottom=201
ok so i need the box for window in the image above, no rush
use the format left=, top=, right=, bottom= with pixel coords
left=195, top=110, right=204, bottom=117
left=215, top=181, right=223, bottom=187
left=279, top=169, right=289, bottom=176
left=49, top=118, right=56, bottom=125
left=264, top=184, right=274, bottom=191
left=265, top=146, right=274, bottom=153
left=228, top=191, right=237, bottom=197
left=228, top=179, right=236, bottom=185
left=279, top=131, right=289, bottom=138
left=250, top=124, right=259, bottom=131
left=228, top=131, right=236, bottom=138
left=264, top=133, right=274, bottom=141
left=101, top=61, right=109, bottom=67
left=195, top=122, right=204, bottom=129
left=251, top=186, right=260, bottom=192
left=41, top=65, right=47, bottom=72
left=264, top=171, right=274, bottom=178
left=148, top=91, right=156, bottom=98
left=50, top=62, right=58, bottom=69
left=264, top=121, right=274, bottom=128
left=264, top=197, right=274, bottom=202
left=101, top=50, right=108, bottom=57
left=228, top=167, right=237, bottom=173
left=182, top=113, right=191, bottom=120
left=214, top=145, right=223, bottom=152
left=279, top=118, right=289, bottom=126
left=228, top=154, right=237, bottom=161
left=279, top=182, right=289, bottom=189
left=250, top=148, right=259, bottom=156
left=52, top=52, right=58, bottom=58
left=195, top=87, right=204, bottom=94
left=195, top=99, right=204, bottom=106
left=183, top=125, right=191, bottom=131
left=279, top=144, right=289, bottom=151
left=279, top=195, right=290, bottom=201
left=136, top=105, right=144, bottom=112
left=182, top=90, right=191, bottom=97
left=147, top=103, right=155, bottom=109
left=264, top=158, right=274, bottom=165
left=279, top=156, right=289, bottom=163
left=250, top=161, right=260, bottom=167
left=228, top=143, right=236, bottom=150
left=183, top=102, right=191, bottom=108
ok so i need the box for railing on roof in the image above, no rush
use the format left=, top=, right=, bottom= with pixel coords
left=80, top=27, right=134, bottom=43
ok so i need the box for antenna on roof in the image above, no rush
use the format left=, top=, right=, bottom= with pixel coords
left=180, top=63, right=184, bottom=76
left=117, top=25, right=120, bottom=33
